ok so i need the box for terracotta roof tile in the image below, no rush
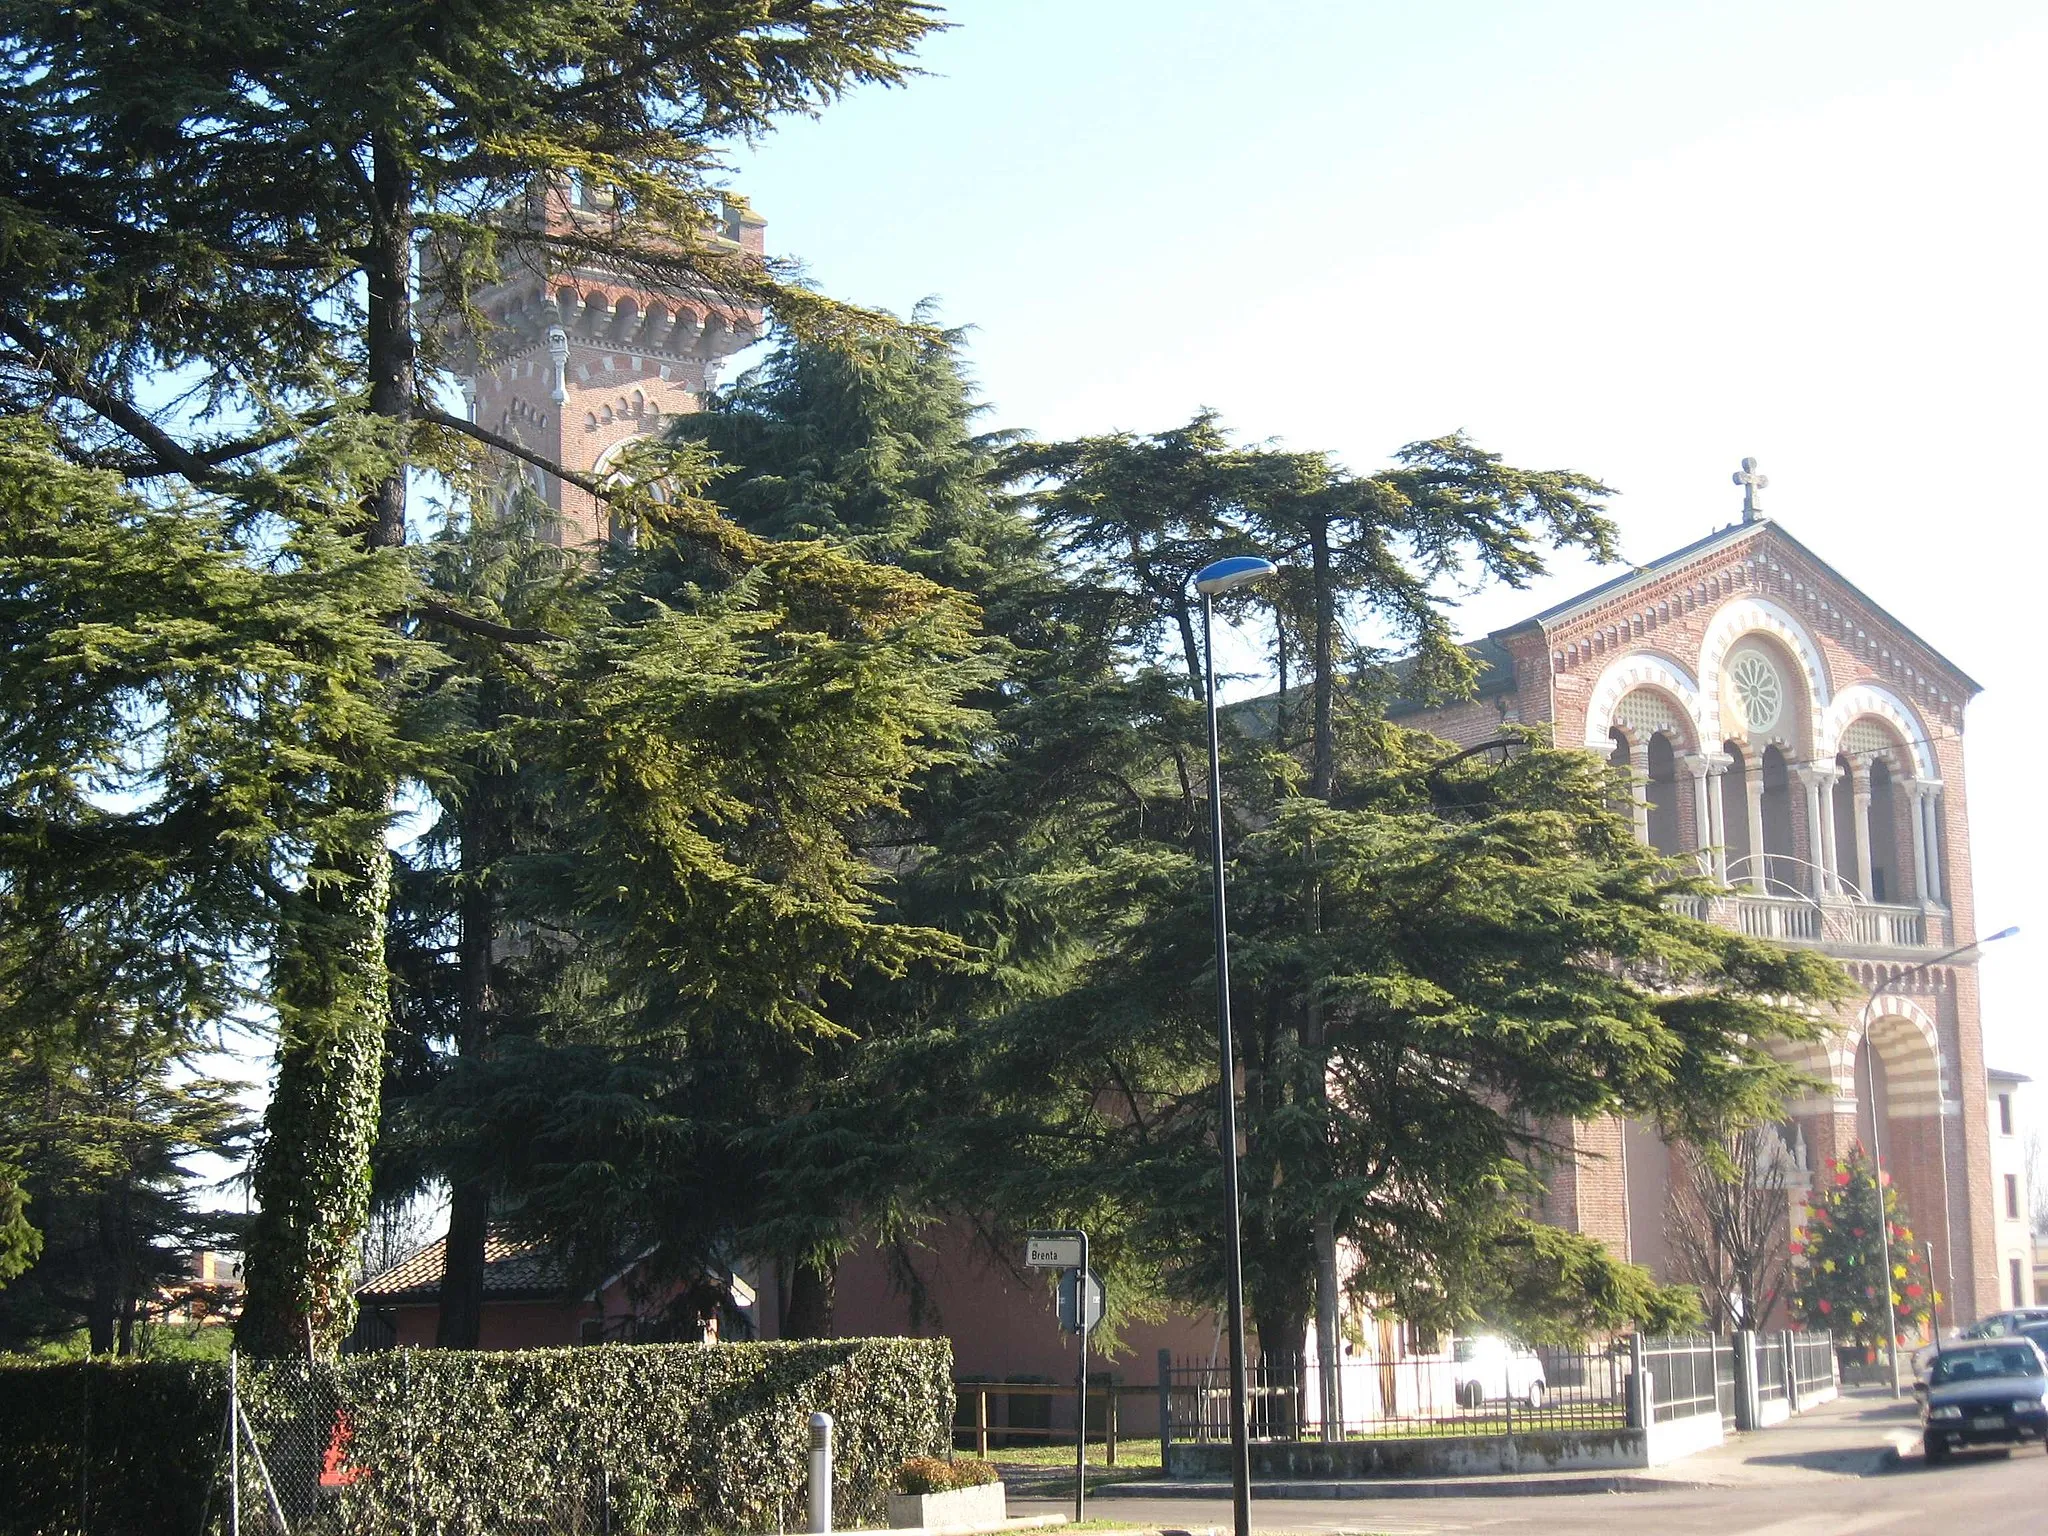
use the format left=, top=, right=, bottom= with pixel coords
left=357, top=1230, right=571, bottom=1302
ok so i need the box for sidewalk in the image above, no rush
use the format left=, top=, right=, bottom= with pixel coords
left=1087, top=1390, right=1916, bottom=1502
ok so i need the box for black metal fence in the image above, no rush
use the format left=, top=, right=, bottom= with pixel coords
left=1163, top=1332, right=1840, bottom=1446
left=1640, top=1334, right=1725, bottom=1424
left=1791, top=1331, right=1838, bottom=1399
left=1164, top=1343, right=1631, bottom=1442
left=1756, top=1333, right=1787, bottom=1407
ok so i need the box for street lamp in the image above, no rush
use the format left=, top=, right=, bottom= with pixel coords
left=1194, top=554, right=1276, bottom=1536
left=1859, top=925, right=2018, bottom=1397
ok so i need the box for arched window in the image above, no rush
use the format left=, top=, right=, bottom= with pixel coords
left=1760, top=745, right=1796, bottom=892
left=1721, top=743, right=1754, bottom=879
left=1833, top=752, right=1861, bottom=898
left=1646, top=733, right=1682, bottom=856
left=1868, top=758, right=1901, bottom=903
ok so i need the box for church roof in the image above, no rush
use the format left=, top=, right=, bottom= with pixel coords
left=357, top=1231, right=572, bottom=1304
left=1500, top=517, right=1981, bottom=695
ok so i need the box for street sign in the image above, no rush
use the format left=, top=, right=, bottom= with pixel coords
left=1025, top=1233, right=1084, bottom=1268
left=1056, top=1267, right=1103, bottom=1333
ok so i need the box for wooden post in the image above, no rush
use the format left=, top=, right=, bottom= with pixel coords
left=976, top=1386, right=988, bottom=1458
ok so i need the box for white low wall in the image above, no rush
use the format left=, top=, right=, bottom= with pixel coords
left=1643, top=1410, right=1725, bottom=1466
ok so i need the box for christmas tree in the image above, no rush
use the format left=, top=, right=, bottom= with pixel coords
left=1790, top=1143, right=1937, bottom=1361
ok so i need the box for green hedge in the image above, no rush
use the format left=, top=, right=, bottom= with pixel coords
left=0, top=1339, right=953, bottom=1536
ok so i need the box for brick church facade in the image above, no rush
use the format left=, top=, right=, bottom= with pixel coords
left=446, top=192, right=2003, bottom=1366
left=1390, top=475, right=1999, bottom=1327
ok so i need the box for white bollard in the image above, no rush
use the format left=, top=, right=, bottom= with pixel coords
left=808, top=1412, right=834, bottom=1534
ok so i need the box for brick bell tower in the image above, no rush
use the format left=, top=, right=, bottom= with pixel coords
left=460, top=182, right=767, bottom=544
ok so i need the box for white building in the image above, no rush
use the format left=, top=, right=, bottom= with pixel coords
left=1987, top=1068, right=2033, bottom=1308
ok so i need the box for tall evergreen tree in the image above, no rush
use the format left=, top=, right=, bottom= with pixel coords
left=0, top=0, right=944, bottom=1352
left=0, top=425, right=413, bottom=1340
left=959, top=729, right=1843, bottom=1352
left=373, top=433, right=990, bottom=1341
left=423, top=323, right=1036, bottom=1337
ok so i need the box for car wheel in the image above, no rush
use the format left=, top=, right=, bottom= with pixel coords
left=1458, top=1380, right=1483, bottom=1410
left=1524, top=1381, right=1546, bottom=1411
left=1924, top=1435, right=1950, bottom=1466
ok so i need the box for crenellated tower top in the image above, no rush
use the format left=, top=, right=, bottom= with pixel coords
left=458, top=179, right=767, bottom=543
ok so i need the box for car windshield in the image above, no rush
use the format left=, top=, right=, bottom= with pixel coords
left=1930, top=1345, right=2042, bottom=1384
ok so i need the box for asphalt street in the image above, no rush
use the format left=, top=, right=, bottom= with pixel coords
left=1024, top=1455, right=2045, bottom=1535
left=1009, top=1393, right=2048, bottom=1535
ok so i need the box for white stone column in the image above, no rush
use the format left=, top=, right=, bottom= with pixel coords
left=1816, top=767, right=1843, bottom=898
left=1922, top=784, right=1944, bottom=904
left=1850, top=764, right=1874, bottom=901
left=1744, top=770, right=1768, bottom=893
left=1683, top=754, right=1712, bottom=858
left=1794, top=768, right=1827, bottom=900
left=1906, top=780, right=1932, bottom=904
left=1705, top=755, right=1731, bottom=883
left=1629, top=741, right=1651, bottom=844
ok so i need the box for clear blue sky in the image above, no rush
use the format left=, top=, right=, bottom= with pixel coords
left=729, top=1, right=2048, bottom=1103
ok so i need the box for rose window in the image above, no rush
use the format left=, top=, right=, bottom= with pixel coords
left=1728, top=651, right=1784, bottom=735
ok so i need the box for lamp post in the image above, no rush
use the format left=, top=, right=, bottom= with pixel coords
left=1858, top=925, right=2017, bottom=1397
left=1194, top=554, right=1276, bottom=1536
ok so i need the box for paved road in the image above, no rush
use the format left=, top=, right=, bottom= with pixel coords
left=1009, top=1393, right=2048, bottom=1535
left=1023, top=1453, right=2044, bottom=1534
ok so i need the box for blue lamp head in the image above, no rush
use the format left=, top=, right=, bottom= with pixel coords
left=1194, top=555, right=1278, bottom=596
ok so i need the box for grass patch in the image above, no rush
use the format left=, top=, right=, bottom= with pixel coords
left=984, top=1437, right=1163, bottom=1471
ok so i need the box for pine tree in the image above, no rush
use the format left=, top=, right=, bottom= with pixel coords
left=1790, top=1143, right=1936, bottom=1361
left=0, top=426, right=399, bottom=1343
left=958, top=728, right=1845, bottom=1351
left=0, top=0, right=943, bottom=1354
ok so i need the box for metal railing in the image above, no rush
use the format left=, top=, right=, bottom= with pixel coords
left=1756, top=1333, right=1787, bottom=1406
left=1164, top=1346, right=1630, bottom=1442
left=1640, top=1334, right=1726, bottom=1425
left=1791, top=1331, right=1838, bottom=1398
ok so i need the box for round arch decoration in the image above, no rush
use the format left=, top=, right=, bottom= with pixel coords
left=1581, top=652, right=1705, bottom=751
left=1856, top=993, right=1943, bottom=1120
left=1821, top=684, right=1937, bottom=779
left=1697, top=596, right=1834, bottom=752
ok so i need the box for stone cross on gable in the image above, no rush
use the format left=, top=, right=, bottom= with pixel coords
left=1733, top=457, right=1768, bottom=522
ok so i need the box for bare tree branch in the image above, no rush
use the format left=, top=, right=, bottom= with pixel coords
left=412, top=600, right=566, bottom=647
left=421, top=406, right=614, bottom=499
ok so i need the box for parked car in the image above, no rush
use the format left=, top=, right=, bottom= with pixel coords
left=1921, top=1338, right=2048, bottom=1464
left=1451, top=1335, right=1546, bottom=1409
left=1914, top=1308, right=2048, bottom=1384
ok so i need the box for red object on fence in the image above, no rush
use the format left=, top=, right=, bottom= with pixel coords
left=320, top=1412, right=369, bottom=1487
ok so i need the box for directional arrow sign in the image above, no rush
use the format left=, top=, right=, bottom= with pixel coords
left=1025, top=1233, right=1084, bottom=1268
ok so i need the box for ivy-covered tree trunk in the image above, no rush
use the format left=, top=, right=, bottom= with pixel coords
left=240, top=138, right=414, bottom=1359
left=240, top=839, right=394, bottom=1356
